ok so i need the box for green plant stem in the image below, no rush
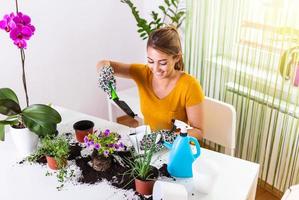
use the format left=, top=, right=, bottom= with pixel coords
left=20, top=49, right=29, bottom=107
left=15, top=0, right=30, bottom=107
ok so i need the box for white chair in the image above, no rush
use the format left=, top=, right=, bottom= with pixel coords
left=202, top=97, right=236, bottom=156
left=281, top=184, right=299, bottom=200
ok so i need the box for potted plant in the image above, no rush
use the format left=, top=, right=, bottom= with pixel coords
left=84, top=129, right=125, bottom=172
left=0, top=88, right=61, bottom=157
left=0, top=1, right=61, bottom=157
left=124, top=138, right=158, bottom=196
left=121, top=0, right=185, bottom=40
left=38, top=136, right=70, bottom=170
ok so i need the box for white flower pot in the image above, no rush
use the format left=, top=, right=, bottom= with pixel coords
left=9, top=126, right=39, bottom=158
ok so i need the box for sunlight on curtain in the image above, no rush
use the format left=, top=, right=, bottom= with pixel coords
left=185, top=0, right=299, bottom=193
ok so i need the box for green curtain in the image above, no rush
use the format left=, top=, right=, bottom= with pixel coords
left=185, top=0, right=299, bottom=193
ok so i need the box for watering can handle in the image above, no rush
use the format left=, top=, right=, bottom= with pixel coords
left=189, top=137, right=201, bottom=159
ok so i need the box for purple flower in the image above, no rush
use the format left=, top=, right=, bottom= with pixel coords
left=103, top=150, right=109, bottom=157
left=83, top=136, right=89, bottom=144
left=94, top=143, right=101, bottom=150
left=13, top=12, right=31, bottom=26
left=107, top=143, right=114, bottom=148
left=0, top=13, right=16, bottom=32
left=0, top=12, right=35, bottom=49
left=13, top=39, right=27, bottom=49
left=104, top=129, right=110, bottom=136
left=114, top=144, right=119, bottom=150
left=10, top=24, right=33, bottom=41
left=87, top=140, right=95, bottom=148
left=119, top=142, right=124, bottom=148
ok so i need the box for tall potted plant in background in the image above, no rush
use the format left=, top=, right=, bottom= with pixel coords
left=121, top=0, right=185, bottom=40
left=0, top=0, right=62, bottom=158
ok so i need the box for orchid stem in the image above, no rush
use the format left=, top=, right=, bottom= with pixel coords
left=20, top=49, right=29, bottom=107
left=15, top=0, right=19, bottom=13
left=15, top=0, right=30, bottom=107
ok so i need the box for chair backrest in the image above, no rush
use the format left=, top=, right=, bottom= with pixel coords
left=203, top=97, right=236, bottom=156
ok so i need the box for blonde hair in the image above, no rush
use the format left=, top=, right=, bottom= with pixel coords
left=147, top=26, right=184, bottom=71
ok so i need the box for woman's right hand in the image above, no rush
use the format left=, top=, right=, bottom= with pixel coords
left=96, top=60, right=111, bottom=73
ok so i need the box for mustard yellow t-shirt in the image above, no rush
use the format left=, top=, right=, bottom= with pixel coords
left=129, top=63, right=205, bottom=131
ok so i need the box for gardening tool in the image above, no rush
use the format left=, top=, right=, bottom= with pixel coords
left=156, top=119, right=201, bottom=178
left=98, top=65, right=137, bottom=118
left=109, top=83, right=137, bottom=118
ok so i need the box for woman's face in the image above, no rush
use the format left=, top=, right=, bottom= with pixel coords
left=147, top=46, right=179, bottom=80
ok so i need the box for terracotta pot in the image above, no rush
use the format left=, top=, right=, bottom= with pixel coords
left=46, top=156, right=66, bottom=170
left=135, top=178, right=156, bottom=195
left=73, top=120, right=94, bottom=143
left=91, top=151, right=112, bottom=172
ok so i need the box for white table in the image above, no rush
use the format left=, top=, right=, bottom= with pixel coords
left=0, top=106, right=259, bottom=200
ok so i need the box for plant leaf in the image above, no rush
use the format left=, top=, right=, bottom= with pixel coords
left=0, top=88, right=19, bottom=104
left=22, top=104, right=62, bottom=124
left=23, top=118, right=57, bottom=138
left=0, top=124, right=4, bottom=141
left=22, top=104, right=61, bottom=137
left=164, top=0, right=171, bottom=7
left=0, top=99, right=22, bottom=116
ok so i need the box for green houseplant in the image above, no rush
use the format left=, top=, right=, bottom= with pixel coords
left=37, top=136, right=70, bottom=170
left=0, top=0, right=62, bottom=158
left=28, top=135, right=72, bottom=191
left=121, top=0, right=185, bottom=40
left=0, top=88, right=61, bottom=157
left=124, top=137, right=158, bottom=196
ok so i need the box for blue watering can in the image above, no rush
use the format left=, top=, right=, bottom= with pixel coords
left=157, top=119, right=201, bottom=178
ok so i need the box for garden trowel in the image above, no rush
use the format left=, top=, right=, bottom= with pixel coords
left=109, top=83, right=137, bottom=118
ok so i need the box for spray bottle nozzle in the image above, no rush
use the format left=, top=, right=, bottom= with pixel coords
left=171, top=119, right=192, bottom=135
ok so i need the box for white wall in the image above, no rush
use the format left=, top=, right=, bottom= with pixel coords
left=0, top=0, right=148, bottom=120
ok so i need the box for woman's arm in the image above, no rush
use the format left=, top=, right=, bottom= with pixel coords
left=96, top=60, right=132, bottom=79
left=186, top=103, right=204, bottom=140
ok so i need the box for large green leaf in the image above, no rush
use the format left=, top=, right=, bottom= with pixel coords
left=22, top=104, right=62, bottom=124
left=23, top=118, right=57, bottom=138
left=0, top=88, right=19, bottom=104
left=0, top=124, right=4, bottom=141
left=0, top=99, right=21, bottom=116
left=22, top=104, right=61, bottom=137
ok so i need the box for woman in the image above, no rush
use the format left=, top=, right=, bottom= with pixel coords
left=96, top=26, right=204, bottom=139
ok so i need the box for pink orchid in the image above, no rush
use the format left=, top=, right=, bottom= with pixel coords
left=0, top=13, right=16, bottom=32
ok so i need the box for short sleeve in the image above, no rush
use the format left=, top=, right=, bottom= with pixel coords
left=129, top=63, right=147, bottom=84
left=186, top=78, right=205, bottom=107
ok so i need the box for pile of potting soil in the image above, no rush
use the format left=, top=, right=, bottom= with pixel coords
left=23, top=136, right=173, bottom=200
left=69, top=143, right=172, bottom=200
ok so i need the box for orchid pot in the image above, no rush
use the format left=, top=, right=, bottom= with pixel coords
left=9, top=126, right=38, bottom=157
